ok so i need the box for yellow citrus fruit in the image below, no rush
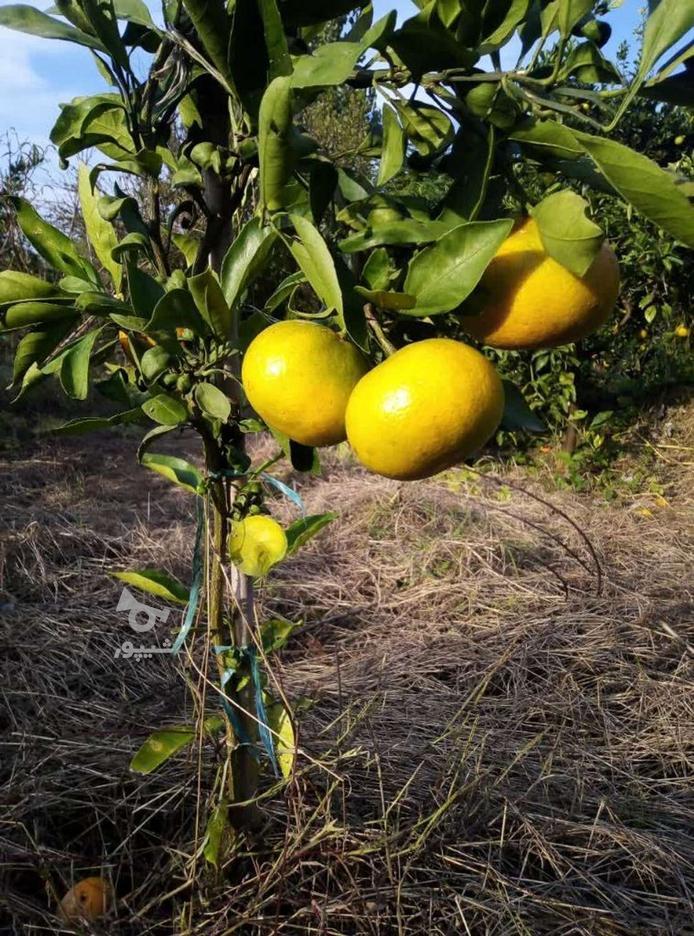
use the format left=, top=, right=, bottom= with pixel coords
left=675, top=324, right=690, bottom=338
left=465, top=218, right=620, bottom=349
left=242, top=321, right=368, bottom=446
left=60, top=877, right=112, bottom=923
left=345, top=338, right=504, bottom=480
left=229, top=515, right=288, bottom=577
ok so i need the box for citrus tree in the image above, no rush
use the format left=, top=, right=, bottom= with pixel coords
left=1, top=0, right=693, bottom=864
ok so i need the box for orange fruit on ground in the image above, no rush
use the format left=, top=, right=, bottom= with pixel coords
left=242, top=320, right=368, bottom=447
left=464, top=217, right=620, bottom=349
left=59, top=876, right=112, bottom=923
left=345, top=338, right=504, bottom=480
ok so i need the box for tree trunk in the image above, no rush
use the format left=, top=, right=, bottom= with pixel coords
left=198, top=77, right=261, bottom=828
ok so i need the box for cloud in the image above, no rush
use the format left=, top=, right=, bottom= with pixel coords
left=0, top=26, right=96, bottom=146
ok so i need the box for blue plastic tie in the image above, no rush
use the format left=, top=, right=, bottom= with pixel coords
left=261, top=472, right=305, bottom=515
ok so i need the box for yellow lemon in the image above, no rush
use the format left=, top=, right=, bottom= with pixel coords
left=242, top=321, right=368, bottom=446
left=345, top=338, right=504, bottom=480
left=465, top=218, right=620, bottom=349
left=60, top=877, right=112, bottom=923
left=675, top=325, right=690, bottom=338
left=229, top=515, right=288, bottom=577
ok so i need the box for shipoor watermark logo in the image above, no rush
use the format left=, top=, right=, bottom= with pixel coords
left=114, top=587, right=173, bottom=660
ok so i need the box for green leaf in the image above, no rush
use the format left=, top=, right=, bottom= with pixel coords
left=203, top=801, right=232, bottom=867
left=377, top=105, right=405, bottom=186
left=530, top=190, right=603, bottom=277
left=641, top=70, right=694, bottom=106
left=540, top=0, right=593, bottom=39
left=500, top=381, right=546, bottom=433
left=51, top=96, right=134, bottom=163
left=113, top=568, right=190, bottom=604
left=266, top=700, right=295, bottom=779
left=354, top=286, right=416, bottom=311
left=574, top=131, right=694, bottom=249
left=10, top=197, right=97, bottom=282
left=395, top=101, right=454, bottom=158
left=54, top=407, right=143, bottom=435
left=75, top=292, right=132, bottom=316
left=404, top=220, right=513, bottom=317
left=361, top=248, right=395, bottom=291
left=3, top=302, right=77, bottom=331
left=60, top=327, right=103, bottom=399
left=188, top=270, right=232, bottom=337
left=309, top=162, right=338, bottom=227
left=0, top=3, right=105, bottom=49
left=59, top=275, right=96, bottom=294
left=270, top=428, right=320, bottom=473
left=11, top=322, right=74, bottom=385
left=261, top=617, right=299, bottom=653
left=258, top=76, right=295, bottom=212
left=126, top=265, right=164, bottom=323
left=146, top=289, right=209, bottom=336
left=142, top=393, right=189, bottom=426
left=285, top=513, right=337, bottom=557
left=291, top=41, right=363, bottom=88
left=334, top=254, right=369, bottom=351
left=510, top=118, right=584, bottom=160
left=81, top=0, right=129, bottom=69
left=172, top=232, right=201, bottom=266
left=180, top=0, right=233, bottom=86
left=389, top=6, right=477, bottom=78
left=113, top=0, right=156, bottom=27
left=441, top=126, right=495, bottom=223
left=258, top=0, right=291, bottom=78
left=78, top=164, right=121, bottom=290
left=0, top=271, right=65, bottom=305
left=339, top=218, right=452, bottom=253
left=287, top=215, right=343, bottom=320
left=264, top=271, right=305, bottom=313
left=480, top=0, right=531, bottom=51
left=130, top=727, right=195, bottom=774
left=194, top=382, right=231, bottom=422
left=561, top=41, right=621, bottom=83
left=141, top=452, right=203, bottom=493
left=221, top=219, right=277, bottom=309
left=611, top=0, right=694, bottom=125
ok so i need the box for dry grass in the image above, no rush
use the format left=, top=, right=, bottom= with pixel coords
left=1, top=410, right=692, bottom=934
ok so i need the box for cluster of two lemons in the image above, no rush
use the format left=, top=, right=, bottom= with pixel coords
left=243, top=219, right=620, bottom=479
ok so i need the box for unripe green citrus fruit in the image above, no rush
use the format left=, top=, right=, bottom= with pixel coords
left=242, top=321, right=368, bottom=446
left=465, top=218, right=620, bottom=350
left=229, top=515, right=287, bottom=577
left=345, top=338, right=504, bottom=480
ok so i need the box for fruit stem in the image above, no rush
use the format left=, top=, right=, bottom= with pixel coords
left=364, top=303, right=396, bottom=357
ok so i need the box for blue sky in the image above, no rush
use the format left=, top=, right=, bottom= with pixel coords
left=0, top=1, right=647, bottom=152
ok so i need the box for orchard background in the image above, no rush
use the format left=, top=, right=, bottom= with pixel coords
left=0, top=0, right=693, bottom=932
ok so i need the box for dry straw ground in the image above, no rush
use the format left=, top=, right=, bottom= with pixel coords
left=1, top=406, right=692, bottom=935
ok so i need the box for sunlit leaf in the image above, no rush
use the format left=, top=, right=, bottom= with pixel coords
left=113, top=568, right=190, bottom=604
left=285, top=513, right=337, bottom=556
left=404, top=220, right=513, bottom=316
left=531, top=190, right=603, bottom=277
left=130, top=727, right=195, bottom=774
left=266, top=699, right=295, bottom=778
